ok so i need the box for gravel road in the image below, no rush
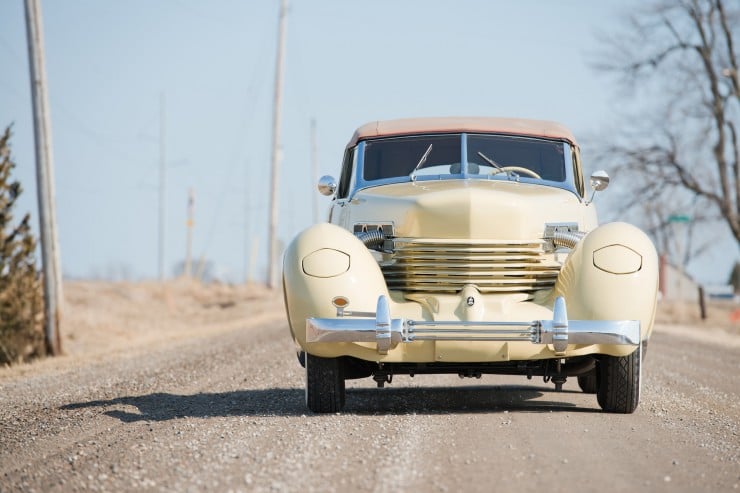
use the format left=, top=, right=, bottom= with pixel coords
left=1, top=300, right=738, bottom=493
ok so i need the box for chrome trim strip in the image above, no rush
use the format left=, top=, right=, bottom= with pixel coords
left=408, top=318, right=533, bottom=327
left=305, top=296, right=640, bottom=354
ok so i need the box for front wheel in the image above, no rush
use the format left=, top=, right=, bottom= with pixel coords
left=596, top=343, right=641, bottom=413
left=305, top=354, right=345, bottom=413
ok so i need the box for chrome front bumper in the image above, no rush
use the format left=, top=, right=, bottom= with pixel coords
left=306, top=296, right=640, bottom=355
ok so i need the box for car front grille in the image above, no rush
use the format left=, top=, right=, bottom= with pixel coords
left=380, top=238, right=560, bottom=294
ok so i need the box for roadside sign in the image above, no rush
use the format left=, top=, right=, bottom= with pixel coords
left=668, top=214, right=691, bottom=223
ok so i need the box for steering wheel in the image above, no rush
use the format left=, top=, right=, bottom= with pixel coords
left=489, top=166, right=542, bottom=179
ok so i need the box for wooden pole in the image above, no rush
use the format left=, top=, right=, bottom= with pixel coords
left=243, top=160, right=251, bottom=284
left=158, top=93, right=166, bottom=281
left=267, top=0, right=287, bottom=289
left=311, top=118, right=319, bottom=223
left=185, top=188, right=194, bottom=278
left=698, top=286, right=707, bottom=321
left=249, top=237, right=259, bottom=284
left=24, top=0, right=62, bottom=355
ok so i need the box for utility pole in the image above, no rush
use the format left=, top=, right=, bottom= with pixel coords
left=184, top=188, right=194, bottom=278
left=267, top=0, right=287, bottom=289
left=243, top=160, right=252, bottom=284
left=24, top=0, right=62, bottom=355
left=158, top=93, right=166, bottom=281
left=311, top=118, right=319, bottom=223
left=249, top=237, right=259, bottom=284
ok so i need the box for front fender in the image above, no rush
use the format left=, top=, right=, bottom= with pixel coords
left=553, top=221, right=659, bottom=340
left=282, top=223, right=389, bottom=351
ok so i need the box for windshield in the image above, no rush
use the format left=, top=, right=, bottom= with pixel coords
left=363, top=135, right=461, bottom=181
left=362, top=133, right=566, bottom=182
left=467, top=134, right=566, bottom=182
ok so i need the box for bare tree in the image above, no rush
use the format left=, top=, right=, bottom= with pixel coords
left=594, top=0, right=739, bottom=265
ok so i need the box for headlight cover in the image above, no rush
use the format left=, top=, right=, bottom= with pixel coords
left=593, top=244, right=642, bottom=274
left=302, top=248, right=350, bottom=278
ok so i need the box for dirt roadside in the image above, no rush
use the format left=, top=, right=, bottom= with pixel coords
left=0, top=280, right=282, bottom=382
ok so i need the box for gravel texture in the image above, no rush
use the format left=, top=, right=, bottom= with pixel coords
left=0, top=282, right=738, bottom=492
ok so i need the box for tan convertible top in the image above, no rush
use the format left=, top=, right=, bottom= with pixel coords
left=346, top=117, right=577, bottom=149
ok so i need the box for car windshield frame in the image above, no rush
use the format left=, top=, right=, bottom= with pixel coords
left=350, top=132, right=580, bottom=199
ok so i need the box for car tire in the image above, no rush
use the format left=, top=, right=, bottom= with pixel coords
left=305, top=354, right=345, bottom=413
left=596, top=343, right=641, bottom=414
left=577, top=371, right=598, bottom=394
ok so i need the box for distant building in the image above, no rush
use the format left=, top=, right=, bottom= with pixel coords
left=659, top=255, right=699, bottom=302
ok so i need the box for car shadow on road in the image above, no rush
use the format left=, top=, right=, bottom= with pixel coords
left=60, top=389, right=304, bottom=422
left=60, top=384, right=598, bottom=422
left=346, top=385, right=596, bottom=415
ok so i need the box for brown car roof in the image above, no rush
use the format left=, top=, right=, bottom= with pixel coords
left=346, top=117, right=577, bottom=149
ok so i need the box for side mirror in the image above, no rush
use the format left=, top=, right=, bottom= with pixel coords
left=590, top=170, right=610, bottom=191
left=586, top=170, right=610, bottom=205
left=317, top=175, right=337, bottom=196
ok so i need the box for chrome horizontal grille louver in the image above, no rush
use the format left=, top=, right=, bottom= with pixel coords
left=380, top=238, right=561, bottom=294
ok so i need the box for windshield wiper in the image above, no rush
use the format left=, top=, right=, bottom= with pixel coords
left=410, top=144, right=433, bottom=181
left=477, top=151, right=517, bottom=180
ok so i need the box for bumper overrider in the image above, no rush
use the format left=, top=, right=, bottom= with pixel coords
left=306, top=296, right=640, bottom=355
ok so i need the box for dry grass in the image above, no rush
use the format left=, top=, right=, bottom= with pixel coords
left=656, top=298, right=740, bottom=334
left=60, top=279, right=276, bottom=357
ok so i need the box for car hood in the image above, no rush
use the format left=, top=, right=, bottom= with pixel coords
left=347, top=180, right=595, bottom=240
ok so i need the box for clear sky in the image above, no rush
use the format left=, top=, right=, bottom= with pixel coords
left=0, top=0, right=736, bottom=284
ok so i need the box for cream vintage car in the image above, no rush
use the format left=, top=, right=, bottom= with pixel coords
left=283, top=117, right=658, bottom=414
